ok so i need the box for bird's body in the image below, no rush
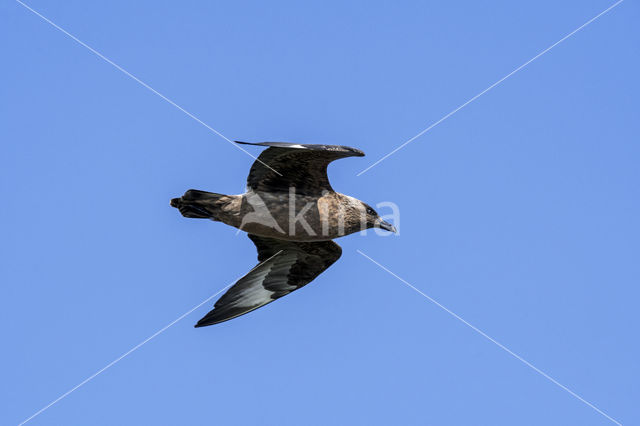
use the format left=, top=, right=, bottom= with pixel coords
left=171, top=141, right=395, bottom=326
left=175, top=189, right=371, bottom=242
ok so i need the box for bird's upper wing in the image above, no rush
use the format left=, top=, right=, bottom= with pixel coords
left=195, top=234, right=342, bottom=327
left=236, top=141, right=365, bottom=196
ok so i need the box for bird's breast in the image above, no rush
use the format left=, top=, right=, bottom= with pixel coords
left=235, top=191, right=363, bottom=241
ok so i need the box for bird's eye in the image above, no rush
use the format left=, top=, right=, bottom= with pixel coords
left=366, top=207, right=375, bottom=215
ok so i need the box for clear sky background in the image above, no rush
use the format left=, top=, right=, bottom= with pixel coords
left=2, top=1, right=638, bottom=425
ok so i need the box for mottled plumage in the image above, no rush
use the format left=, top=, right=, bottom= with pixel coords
left=195, top=235, right=342, bottom=327
left=171, top=141, right=395, bottom=326
left=237, top=141, right=364, bottom=195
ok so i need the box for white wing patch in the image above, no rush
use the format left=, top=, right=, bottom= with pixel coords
left=238, top=285, right=274, bottom=307
left=195, top=235, right=342, bottom=326
left=227, top=253, right=297, bottom=308
left=234, top=263, right=275, bottom=307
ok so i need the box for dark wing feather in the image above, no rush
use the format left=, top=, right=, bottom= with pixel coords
left=195, top=234, right=342, bottom=327
left=236, top=141, right=364, bottom=196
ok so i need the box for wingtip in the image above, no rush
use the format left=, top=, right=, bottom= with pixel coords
left=194, top=319, right=211, bottom=328
left=194, top=313, right=222, bottom=328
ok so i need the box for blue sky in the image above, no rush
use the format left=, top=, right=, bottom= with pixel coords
left=2, top=1, right=638, bottom=425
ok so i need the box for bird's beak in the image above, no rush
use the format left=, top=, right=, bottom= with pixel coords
left=376, top=219, right=397, bottom=233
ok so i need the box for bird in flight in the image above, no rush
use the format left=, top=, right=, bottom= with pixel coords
left=171, top=141, right=396, bottom=326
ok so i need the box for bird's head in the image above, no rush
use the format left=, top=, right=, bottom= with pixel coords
left=359, top=202, right=397, bottom=233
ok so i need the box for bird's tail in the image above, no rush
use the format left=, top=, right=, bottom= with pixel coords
left=170, top=189, right=232, bottom=220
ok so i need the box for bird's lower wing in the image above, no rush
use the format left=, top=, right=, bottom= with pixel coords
left=195, top=235, right=342, bottom=327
